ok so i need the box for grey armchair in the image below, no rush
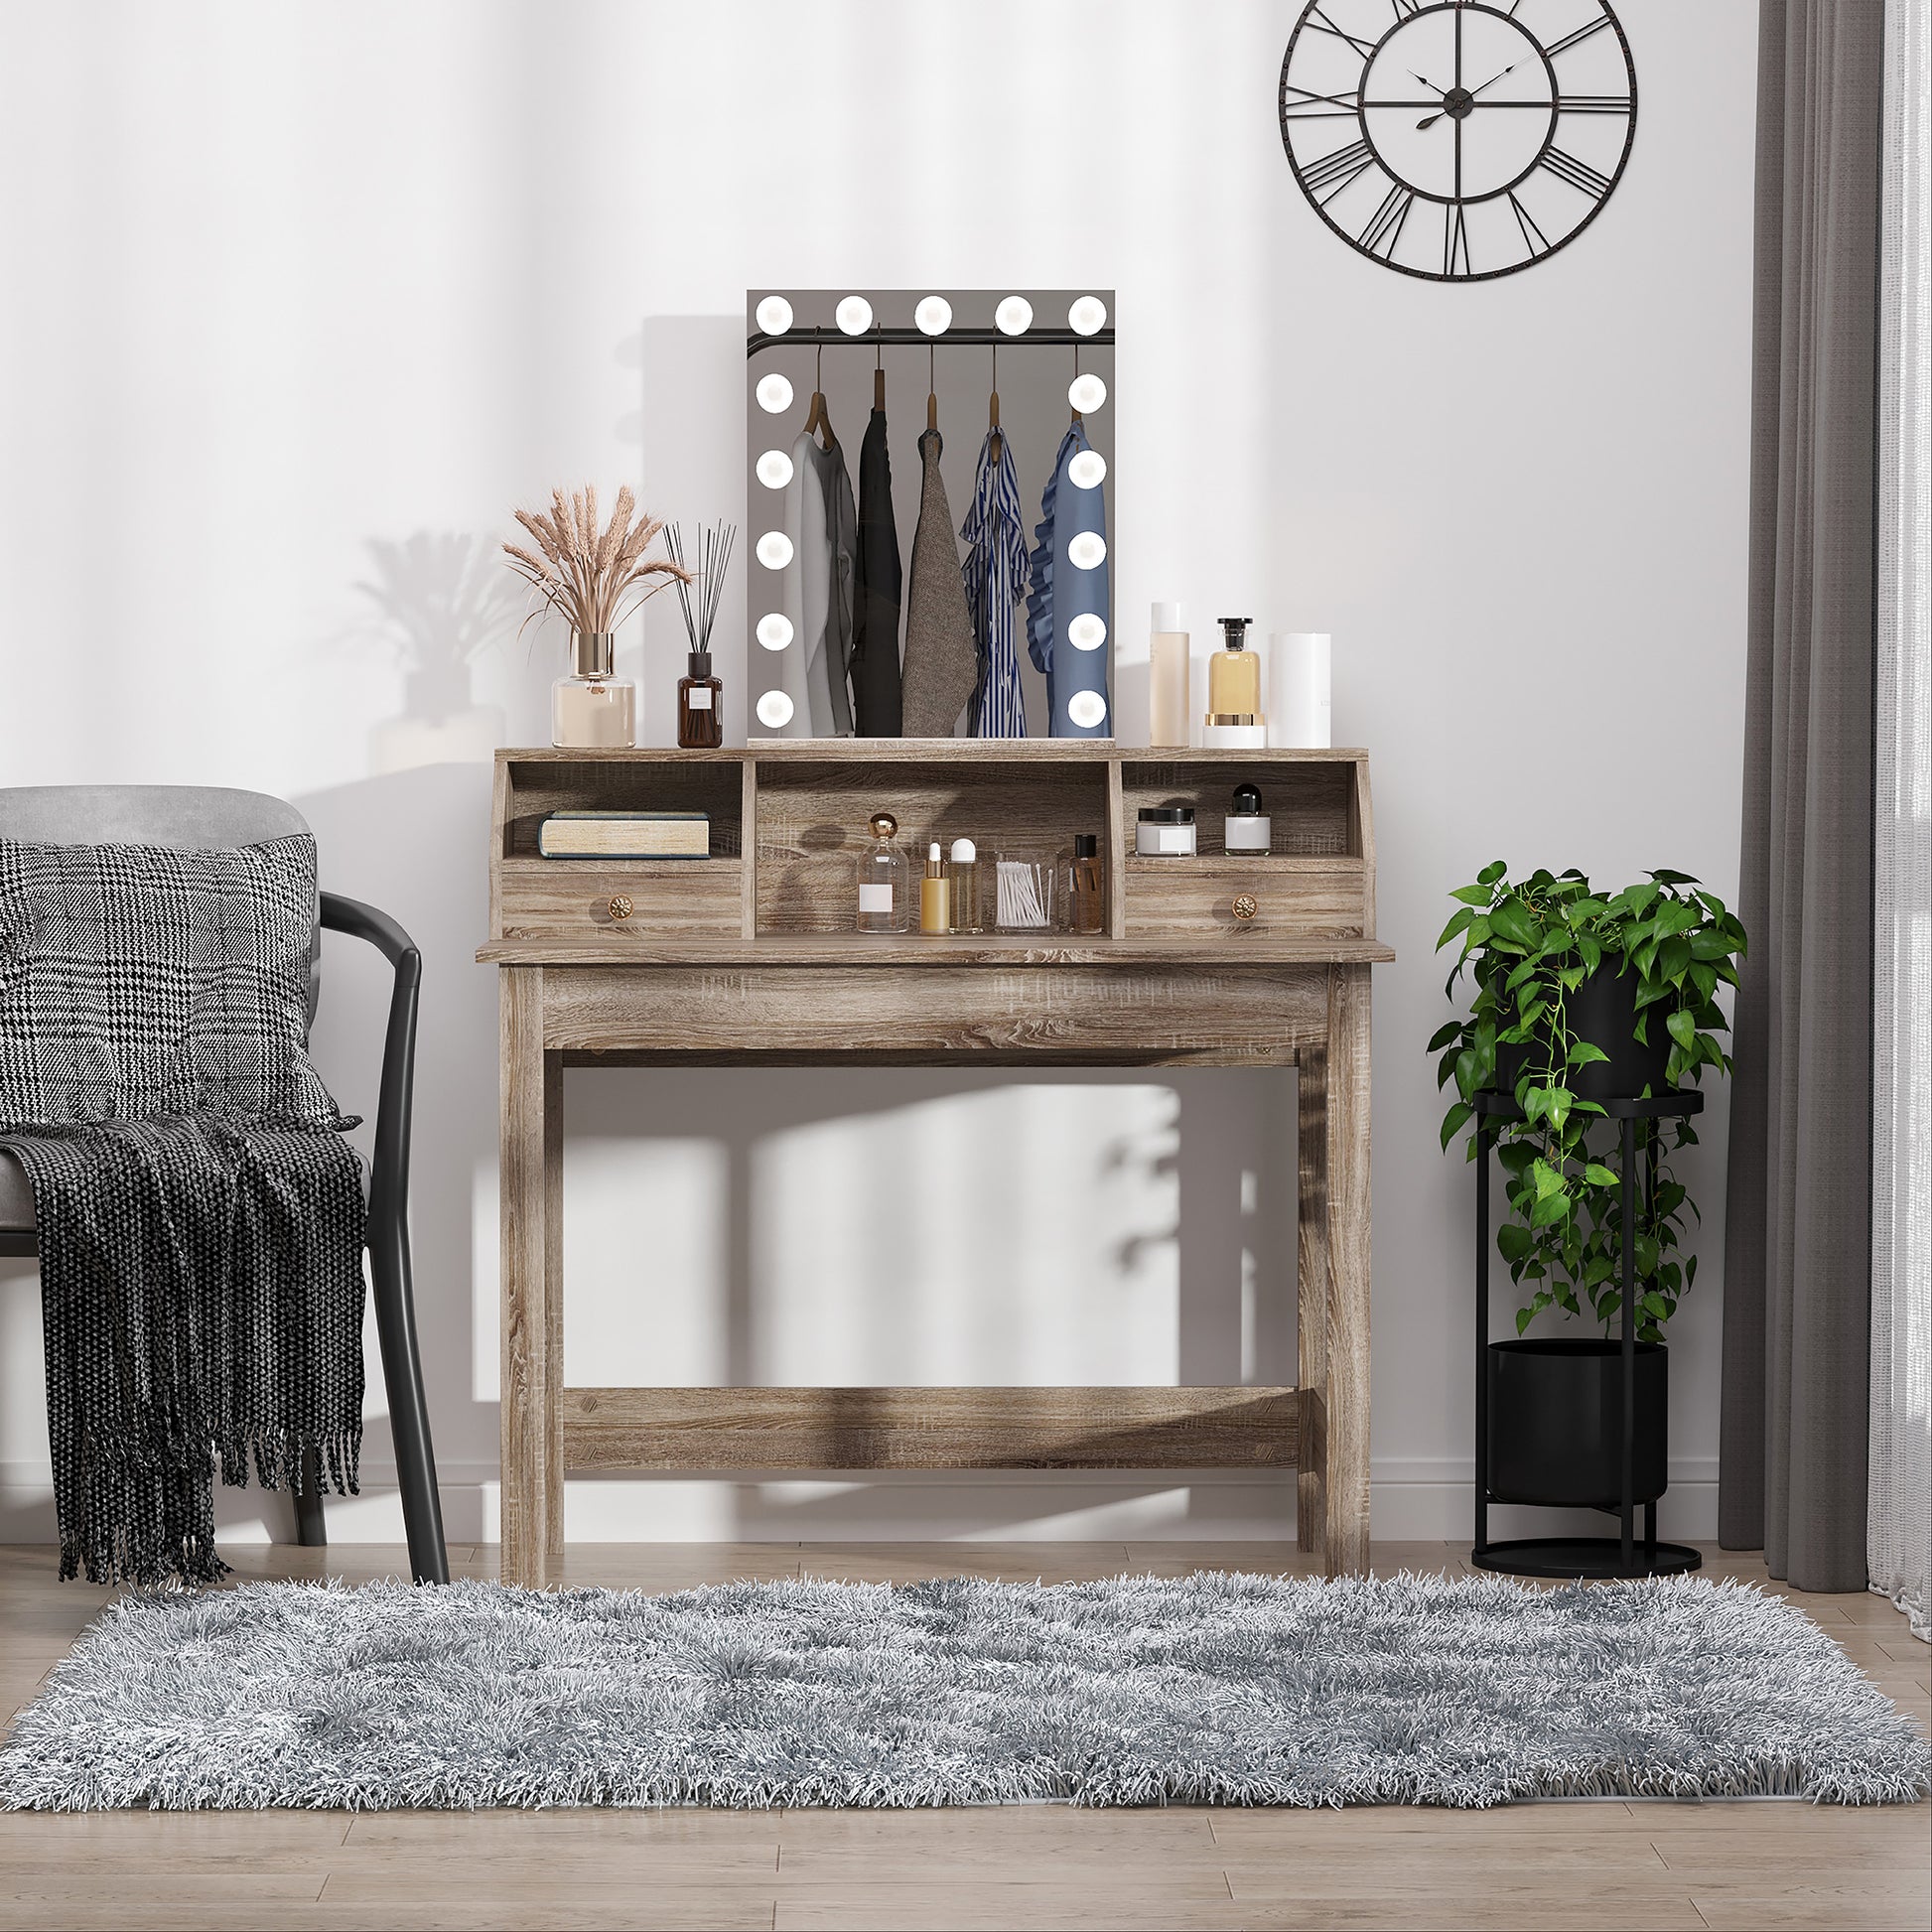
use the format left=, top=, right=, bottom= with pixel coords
left=0, top=786, right=448, bottom=1585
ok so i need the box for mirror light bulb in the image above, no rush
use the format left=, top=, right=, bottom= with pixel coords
left=1067, top=295, right=1108, bottom=336
left=755, top=372, right=794, bottom=414
left=756, top=531, right=794, bottom=570
left=836, top=295, right=874, bottom=335
left=757, top=613, right=794, bottom=650
left=914, top=295, right=953, bottom=336
left=1068, top=372, right=1108, bottom=414
left=995, top=295, right=1034, bottom=335
left=1067, top=613, right=1107, bottom=652
left=756, top=449, right=794, bottom=490
left=756, top=690, right=795, bottom=730
left=1067, top=530, right=1107, bottom=571
left=1066, top=448, right=1107, bottom=490
left=1067, top=689, right=1108, bottom=730
left=755, top=295, right=793, bottom=336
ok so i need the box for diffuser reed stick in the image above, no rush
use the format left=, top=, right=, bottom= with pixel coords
left=664, top=520, right=737, bottom=654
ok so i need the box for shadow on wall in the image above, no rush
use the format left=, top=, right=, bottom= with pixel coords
left=560, top=1065, right=1299, bottom=1539
left=296, top=762, right=502, bottom=1538
left=337, top=532, right=528, bottom=773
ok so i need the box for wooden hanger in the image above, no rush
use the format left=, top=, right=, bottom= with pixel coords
left=804, top=345, right=837, bottom=450
left=874, top=347, right=885, bottom=412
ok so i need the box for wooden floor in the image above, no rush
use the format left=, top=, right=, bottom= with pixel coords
left=1, top=1541, right=1925, bottom=1931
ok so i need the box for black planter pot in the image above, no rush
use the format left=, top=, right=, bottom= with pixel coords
left=1486, top=1338, right=1667, bottom=1508
left=1490, top=963, right=1670, bottom=1102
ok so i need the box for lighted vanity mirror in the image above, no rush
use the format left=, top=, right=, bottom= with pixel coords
left=746, top=289, right=1116, bottom=743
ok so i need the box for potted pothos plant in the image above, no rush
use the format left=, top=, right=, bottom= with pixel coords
left=1432, top=865, right=1747, bottom=1512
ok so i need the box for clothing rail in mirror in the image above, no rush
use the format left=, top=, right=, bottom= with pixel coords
left=746, top=289, right=1116, bottom=745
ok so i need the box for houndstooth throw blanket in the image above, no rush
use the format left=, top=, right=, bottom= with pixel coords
left=0, top=834, right=366, bottom=1587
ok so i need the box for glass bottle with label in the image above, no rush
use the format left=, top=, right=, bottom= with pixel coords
left=1070, top=832, right=1106, bottom=933
left=677, top=649, right=723, bottom=750
left=855, top=812, right=909, bottom=933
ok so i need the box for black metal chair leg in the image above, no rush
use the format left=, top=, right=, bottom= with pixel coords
left=322, top=891, right=450, bottom=1586
left=295, top=1444, right=328, bottom=1547
left=369, top=1202, right=449, bottom=1584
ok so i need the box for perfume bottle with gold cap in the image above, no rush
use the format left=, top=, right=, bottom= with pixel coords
left=855, top=812, right=909, bottom=933
left=1203, top=617, right=1267, bottom=751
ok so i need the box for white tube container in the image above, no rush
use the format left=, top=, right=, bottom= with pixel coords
left=1149, top=602, right=1189, bottom=748
left=1272, top=631, right=1331, bottom=748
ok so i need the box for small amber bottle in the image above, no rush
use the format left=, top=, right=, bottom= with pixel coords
left=1070, top=833, right=1105, bottom=934
left=677, top=649, right=723, bottom=750
left=919, top=843, right=949, bottom=934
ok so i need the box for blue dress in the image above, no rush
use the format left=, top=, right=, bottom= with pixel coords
left=1025, top=423, right=1111, bottom=738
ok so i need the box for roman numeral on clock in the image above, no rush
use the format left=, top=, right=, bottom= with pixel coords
left=1306, top=5, right=1378, bottom=59
left=1303, top=138, right=1376, bottom=200
left=1360, top=184, right=1415, bottom=257
left=1445, top=203, right=1471, bottom=278
left=1282, top=83, right=1364, bottom=120
left=1559, top=93, right=1633, bottom=114
left=1546, top=15, right=1612, bottom=58
left=1508, top=191, right=1552, bottom=258
left=1540, top=146, right=1613, bottom=198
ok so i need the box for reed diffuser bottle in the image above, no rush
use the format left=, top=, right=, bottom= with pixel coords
left=678, top=650, right=723, bottom=749
left=667, top=520, right=736, bottom=750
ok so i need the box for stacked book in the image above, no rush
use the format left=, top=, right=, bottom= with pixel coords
left=537, top=812, right=710, bottom=859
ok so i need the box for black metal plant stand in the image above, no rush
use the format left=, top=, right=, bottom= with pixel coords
left=1471, top=1089, right=1704, bottom=1581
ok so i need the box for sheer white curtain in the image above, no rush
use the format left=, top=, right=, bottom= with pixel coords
left=1870, top=0, right=1931, bottom=1641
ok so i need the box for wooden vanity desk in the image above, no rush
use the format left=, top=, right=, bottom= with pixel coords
left=481, top=742, right=1392, bottom=1587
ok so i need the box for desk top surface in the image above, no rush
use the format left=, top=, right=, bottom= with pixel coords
left=478, top=933, right=1396, bottom=967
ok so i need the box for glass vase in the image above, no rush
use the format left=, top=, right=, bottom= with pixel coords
left=552, top=629, right=636, bottom=749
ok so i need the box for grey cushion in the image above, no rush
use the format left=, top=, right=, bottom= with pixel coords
left=0, top=787, right=318, bottom=1020
left=0, top=787, right=320, bottom=1238
left=0, top=1149, right=31, bottom=1231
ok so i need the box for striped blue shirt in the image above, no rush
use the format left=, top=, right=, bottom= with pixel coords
left=960, top=429, right=1030, bottom=739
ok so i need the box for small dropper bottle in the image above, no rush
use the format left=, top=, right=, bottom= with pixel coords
left=948, top=838, right=981, bottom=933
left=920, top=843, right=949, bottom=935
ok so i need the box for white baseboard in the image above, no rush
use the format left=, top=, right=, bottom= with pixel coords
left=0, top=1456, right=1722, bottom=1547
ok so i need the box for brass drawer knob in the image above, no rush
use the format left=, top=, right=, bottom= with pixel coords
left=607, top=894, right=634, bottom=921
left=1231, top=894, right=1258, bottom=922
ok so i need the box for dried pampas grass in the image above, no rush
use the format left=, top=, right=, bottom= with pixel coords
left=502, top=485, right=691, bottom=640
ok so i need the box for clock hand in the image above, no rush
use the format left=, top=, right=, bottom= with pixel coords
left=1416, top=62, right=1519, bottom=129
left=1409, top=67, right=1450, bottom=97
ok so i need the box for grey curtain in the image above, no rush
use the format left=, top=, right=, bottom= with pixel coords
left=1720, top=0, right=1886, bottom=1592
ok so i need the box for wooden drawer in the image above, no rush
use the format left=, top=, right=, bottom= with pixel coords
left=497, top=859, right=744, bottom=939
left=1122, top=857, right=1365, bottom=939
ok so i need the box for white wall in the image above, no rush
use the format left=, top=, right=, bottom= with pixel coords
left=0, top=0, right=1758, bottom=1545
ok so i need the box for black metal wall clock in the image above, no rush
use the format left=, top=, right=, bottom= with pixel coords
left=1279, top=1, right=1636, bottom=282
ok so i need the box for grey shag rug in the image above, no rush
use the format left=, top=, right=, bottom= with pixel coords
left=1, top=1571, right=1925, bottom=1812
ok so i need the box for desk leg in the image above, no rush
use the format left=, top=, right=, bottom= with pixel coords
left=1323, top=964, right=1373, bottom=1578
left=1296, top=1044, right=1330, bottom=1559
left=500, top=966, right=561, bottom=1589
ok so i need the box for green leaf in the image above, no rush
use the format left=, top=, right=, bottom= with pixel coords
left=1440, top=1101, right=1473, bottom=1152
left=1568, top=1040, right=1609, bottom=1067
left=1427, top=1020, right=1463, bottom=1052
left=1516, top=1307, right=1534, bottom=1336
left=1477, top=860, right=1508, bottom=887
left=1666, top=1009, right=1697, bottom=1050
left=1496, top=1223, right=1533, bottom=1262
left=1488, top=898, right=1540, bottom=950
left=1531, top=1157, right=1566, bottom=1200
left=1641, top=1292, right=1670, bottom=1319
left=1436, top=906, right=1475, bottom=950
left=1449, top=883, right=1494, bottom=906
left=1583, top=1163, right=1620, bottom=1186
